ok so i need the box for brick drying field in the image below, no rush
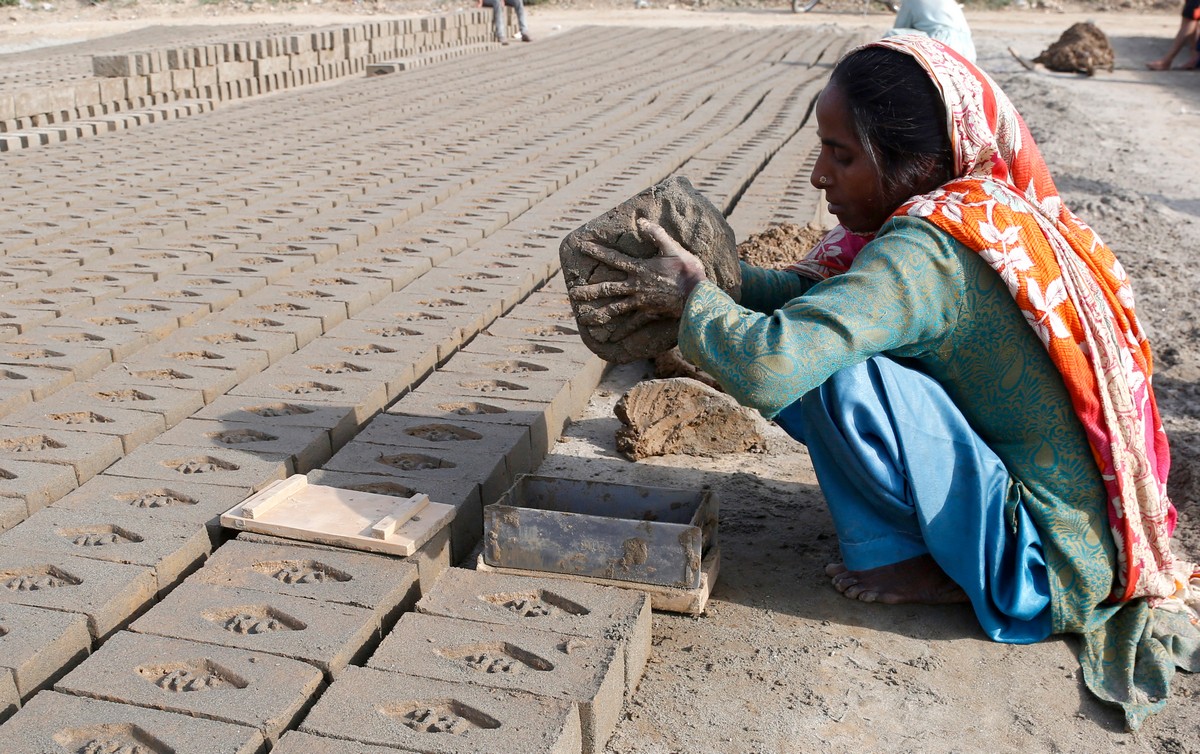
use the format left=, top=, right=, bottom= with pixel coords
left=0, top=17, right=861, bottom=752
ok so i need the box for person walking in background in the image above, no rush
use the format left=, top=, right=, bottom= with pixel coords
left=481, top=0, right=532, bottom=45
left=1146, top=0, right=1200, bottom=69
left=885, top=0, right=976, bottom=61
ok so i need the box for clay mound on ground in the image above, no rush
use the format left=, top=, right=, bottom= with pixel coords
left=614, top=378, right=771, bottom=460
left=736, top=222, right=827, bottom=270
left=560, top=175, right=741, bottom=364
left=1033, top=22, right=1114, bottom=75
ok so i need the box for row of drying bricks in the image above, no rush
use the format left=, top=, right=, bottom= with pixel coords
left=0, top=544, right=650, bottom=754
left=0, top=265, right=619, bottom=751
left=0, top=222, right=599, bottom=553
left=0, top=11, right=504, bottom=152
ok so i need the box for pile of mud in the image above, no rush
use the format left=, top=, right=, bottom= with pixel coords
left=735, top=222, right=827, bottom=269
left=1033, top=21, right=1115, bottom=75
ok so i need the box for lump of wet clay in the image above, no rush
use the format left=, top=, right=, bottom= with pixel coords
left=1033, top=22, right=1114, bottom=76
left=614, top=378, right=771, bottom=460
left=560, top=175, right=741, bottom=364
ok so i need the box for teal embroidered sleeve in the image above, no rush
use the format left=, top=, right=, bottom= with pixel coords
left=737, top=262, right=819, bottom=313
left=677, top=219, right=963, bottom=418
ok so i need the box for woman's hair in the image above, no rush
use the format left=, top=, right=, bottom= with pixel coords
left=829, top=46, right=955, bottom=204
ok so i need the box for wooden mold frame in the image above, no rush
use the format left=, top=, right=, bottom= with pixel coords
left=221, top=474, right=455, bottom=556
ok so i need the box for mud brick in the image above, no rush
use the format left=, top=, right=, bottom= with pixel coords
left=116, top=280, right=239, bottom=314
left=386, top=389, right=553, bottom=459
left=482, top=315, right=583, bottom=348
left=412, top=370, right=572, bottom=460
left=417, top=568, right=651, bottom=700
left=289, top=338, right=419, bottom=401
left=306, top=468, right=482, bottom=563
left=0, top=508, right=210, bottom=594
left=0, top=691, right=266, bottom=753
left=116, top=359, right=243, bottom=404
left=275, top=730, right=422, bottom=754
left=362, top=236, right=455, bottom=267
left=480, top=229, right=558, bottom=282
left=86, top=298, right=210, bottom=339
left=0, top=495, right=23, bottom=532
left=324, top=437, right=507, bottom=511
left=55, top=632, right=324, bottom=743
left=275, top=274, right=393, bottom=316
left=357, top=296, right=479, bottom=362
left=227, top=367, right=388, bottom=422
left=217, top=301, right=331, bottom=347
left=324, top=254, right=429, bottom=291
left=207, top=251, right=314, bottom=284
left=3, top=386, right=166, bottom=453
left=465, top=330, right=598, bottom=367
left=0, top=603, right=90, bottom=699
left=439, top=255, right=539, bottom=299
left=320, top=318, right=450, bottom=379
left=128, top=340, right=271, bottom=384
left=116, top=246, right=213, bottom=275
left=356, top=413, right=534, bottom=482
left=0, top=548, right=156, bottom=639
left=455, top=343, right=607, bottom=421
left=104, top=443, right=289, bottom=492
left=0, top=458, right=79, bottom=515
left=184, top=319, right=300, bottom=365
left=299, top=665, right=580, bottom=753
left=52, top=475, right=251, bottom=542
left=155, top=419, right=331, bottom=475
left=130, top=583, right=379, bottom=676
left=194, top=393, right=361, bottom=450
left=36, top=320, right=156, bottom=361
left=75, top=373, right=206, bottom=427
left=192, top=538, right=419, bottom=623
left=0, top=339, right=110, bottom=381
left=0, top=363, right=75, bottom=401
left=0, top=426, right=123, bottom=485
left=369, top=612, right=622, bottom=754
left=409, top=269, right=518, bottom=321
left=248, top=293, right=353, bottom=332
left=0, top=668, right=15, bottom=722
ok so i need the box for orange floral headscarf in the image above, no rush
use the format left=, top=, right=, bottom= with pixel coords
left=793, top=35, right=1194, bottom=606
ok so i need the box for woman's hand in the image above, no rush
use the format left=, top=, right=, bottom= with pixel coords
left=569, top=218, right=708, bottom=334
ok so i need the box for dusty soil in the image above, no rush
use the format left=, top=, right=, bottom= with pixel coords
left=4, top=2, right=1199, bottom=752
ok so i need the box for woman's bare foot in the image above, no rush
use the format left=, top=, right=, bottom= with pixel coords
left=825, top=556, right=969, bottom=605
left=1146, top=59, right=1172, bottom=71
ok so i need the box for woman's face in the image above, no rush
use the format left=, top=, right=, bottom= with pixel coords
left=810, top=83, right=892, bottom=234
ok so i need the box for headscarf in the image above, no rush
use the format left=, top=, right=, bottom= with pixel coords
left=790, top=34, right=1196, bottom=608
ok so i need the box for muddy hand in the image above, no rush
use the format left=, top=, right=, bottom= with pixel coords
left=568, top=220, right=708, bottom=325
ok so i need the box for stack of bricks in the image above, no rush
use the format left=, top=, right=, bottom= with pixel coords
left=0, top=10, right=501, bottom=153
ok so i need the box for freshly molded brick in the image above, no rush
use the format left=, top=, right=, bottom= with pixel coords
left=369, top=612, right=623, bottom=754
left=0, top=603, right=91, bottom=699
left=299, top=665, right=581, bottom=754
left=0, top=508, right=210, bottom=594
left=54, top=631, right=324, bottom=742
left=0, top=691, right=266, bottom=753
left=191, top=538, right=419, bottom=622
left=104, top=443, right=290, bottom=491
left=129, top=582, right=379, bottom=676
left=416, top=568, right=651, bottom=699
left=0, top=547, right=157, bottom=639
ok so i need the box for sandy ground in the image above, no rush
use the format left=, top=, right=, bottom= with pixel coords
left=4, top=2, right=1199, bottom=751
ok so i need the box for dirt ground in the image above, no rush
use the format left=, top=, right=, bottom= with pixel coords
left=4, top=2, right=1199, bottom=751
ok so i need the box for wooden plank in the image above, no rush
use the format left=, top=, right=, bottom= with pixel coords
left=370, top=493, right=429, bottom=540
left=220, top=475, right=454, bottom=556
left=240, top=475, right=308, bottom=520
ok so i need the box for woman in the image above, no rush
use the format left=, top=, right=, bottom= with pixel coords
left=569, top=36, right=1199, bottom=728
